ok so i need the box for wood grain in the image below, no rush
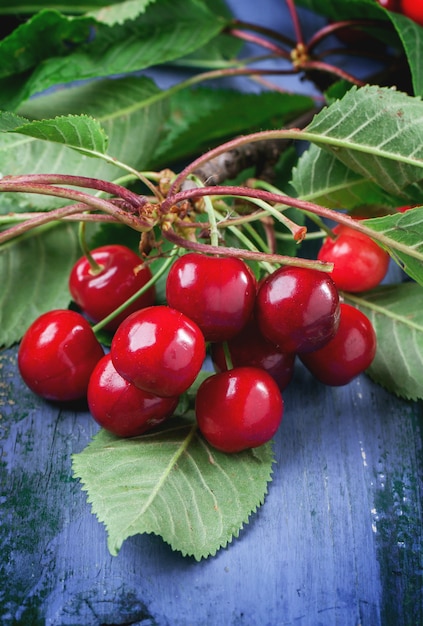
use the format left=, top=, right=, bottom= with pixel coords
left=1, top=345, right=422, bottom=625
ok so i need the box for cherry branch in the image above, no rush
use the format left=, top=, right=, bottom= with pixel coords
left=161, top=184, right=423, bottom=262
left=0, top=174, right=144, bottom=209
left=161, top=225, right=331, bottom=271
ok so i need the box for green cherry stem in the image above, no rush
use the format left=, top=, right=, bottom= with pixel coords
left=91, top=246, right=180, bottom=334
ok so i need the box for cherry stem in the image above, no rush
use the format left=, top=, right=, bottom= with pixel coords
left=162, top=225, right=332, bottom=271
left=0, top=181, right=154, bottom=242
left=306, top=19, right=390, bottom=52
left=0, top=203, right=91, bottom=245
left=162, top=184, right=423, bottom=262
left=77, top=221, right=103, bottom=274
left=228, top=28, right=291, bottom=59
left=286, top=0, right=305, bottom=47
left=222, top=342, right=234, bottom=371
left=0, top=173, right=144, bottom=209
left=92, top=246, right=180, bottom=333
left=300, top=59, right=365, bottom=86
left=230, top=18, right=297, bottom=50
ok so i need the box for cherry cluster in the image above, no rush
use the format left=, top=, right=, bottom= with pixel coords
left=17, top=223, right=388, bottom=453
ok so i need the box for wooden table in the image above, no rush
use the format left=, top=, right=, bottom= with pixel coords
left=1, top=337, right=422, bottom=625
left=1, top=3, right=422, bottom=624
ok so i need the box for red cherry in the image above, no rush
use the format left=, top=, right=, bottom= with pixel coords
left=317, top=225, right=390, bottom=293
left=255, top=266, right=340, bottom=354
left=69, top=244, right=155, bottom=331
left=195, top=367, right=283, bottom=453
left=376, top=0, right=400, bottom=11
left=210, top=318, right=295, bottom=391
left=299, top=303, right=377, bottom=386
left=400, top=0, right=423, bottom=26
left=18, top=309, right=104, bottom=401
left=111, top=305, right=206, bottom=397
left=166, top=253, right=256, bottom=342
left=87, top=354, right=179, bottom=437
left=397, top=205, right=417, bottom=212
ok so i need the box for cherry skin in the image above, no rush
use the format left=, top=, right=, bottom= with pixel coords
left=87, top=354, right=179, bottom=437
left=195, top=367, right=283, bottom=453
left=299, top=303, right=377, bottom=386
left=111, top=305, right=206, bottom=397
left=317, top=225, right=390, bottom=293
left=165, top=253, right=257, bottom=342
left=69, top=244, right=155, bottom=331
left=255, top=266, right=340, bottom=354
left=18, top=309, right=104, bottom=401
left=377, top=0, right=400, bottom=11
left=210, top=317, right=295, bottom=391
left=400, top=0, right=423, bottom=26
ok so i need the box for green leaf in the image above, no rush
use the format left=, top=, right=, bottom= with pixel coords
left=291, top=143, right=400, bottom=210
left=152, top=88, right=314, bottom=166
left=2, top=0, right=228, bottom=109
left=388, top=11, right=423, bottom=97
left=344, top=283, right=423, bottom=401
left=304, top=85, right=423, bottom=197
left=0, top=222, right=80, bottom=347
left=0, top=112, right=109, bottom=155
left=0, top=76, right=168, bottom=213
left=363, top=209, right=423, bottom=285
left=0, top=9, right=94, bottom=79
left=72, top=416, right=274, bottom=559
left=88, top=0, right=157, bottom=25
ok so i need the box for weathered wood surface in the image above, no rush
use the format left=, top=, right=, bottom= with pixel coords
left=1, top=343, right=422, bottom=626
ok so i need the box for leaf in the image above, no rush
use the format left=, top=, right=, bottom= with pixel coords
left=0, top=9, right=94, bottom=79
left=2, top=0, right=228, bottom=109
left=363, top=209, right=423, bottom=285
left=0, top=112, right=109, bottom=155
left=344, top=283, right=423, bottom=401
left=0, top=76, right=168, bottom=213
left=303, top=85, right=423, bottom=198
left=0, top=222, right=80, bottom=347
left=388, top=11, right=423, bottom=97
left=72, top=415, right=274, bottom=559
left=88, top=0, right=158, bottom=25
left=291, top=143, right=400, bottom=210
left=152, top=88, right=314, bottom=167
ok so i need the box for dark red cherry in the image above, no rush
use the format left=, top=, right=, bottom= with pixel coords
left=317, top=225, right=390, bottom=293
left=111, top=305, right=206, bottom=397
left=69, top=244, right=155, bottom=331
left=18, top=309, right=104, bottom=401
left=299, top=303, right=377, bottom=386
left=255, top=266, right=340, bottom=354
left=195, top=367, right=283, bottom=453
left=210, top=317, right=295, bottom=391
left=87, top=354, right=179, bottom=437
left=165, top=253, right=256, bottom=342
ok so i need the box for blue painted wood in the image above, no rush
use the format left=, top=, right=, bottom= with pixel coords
left=1, top=3, right=422, bottom=625
left=1, top=343, right=422, bottom=625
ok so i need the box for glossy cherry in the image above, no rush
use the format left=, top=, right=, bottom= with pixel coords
left=255, top=266, right=340, bottom=354
left=317, top=225, right=390, bottom=293
left=299, top=303, right=377, bottom=386
left=195, top=367, right=283, bottom=453
left=87, top=354, right=179, bottom=437
left=111, top=305, right=206, bottom=397
left=210, top=317, right=295, bottom=391
left=18, top=309, right=104, bottom=401
left=376, top=0, right=400, bottom=11
left=165, top=253, right=257, bottom=342
left=69, top=244, right=155, bottom=331
left=400, top=0, right=423, bottom=26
